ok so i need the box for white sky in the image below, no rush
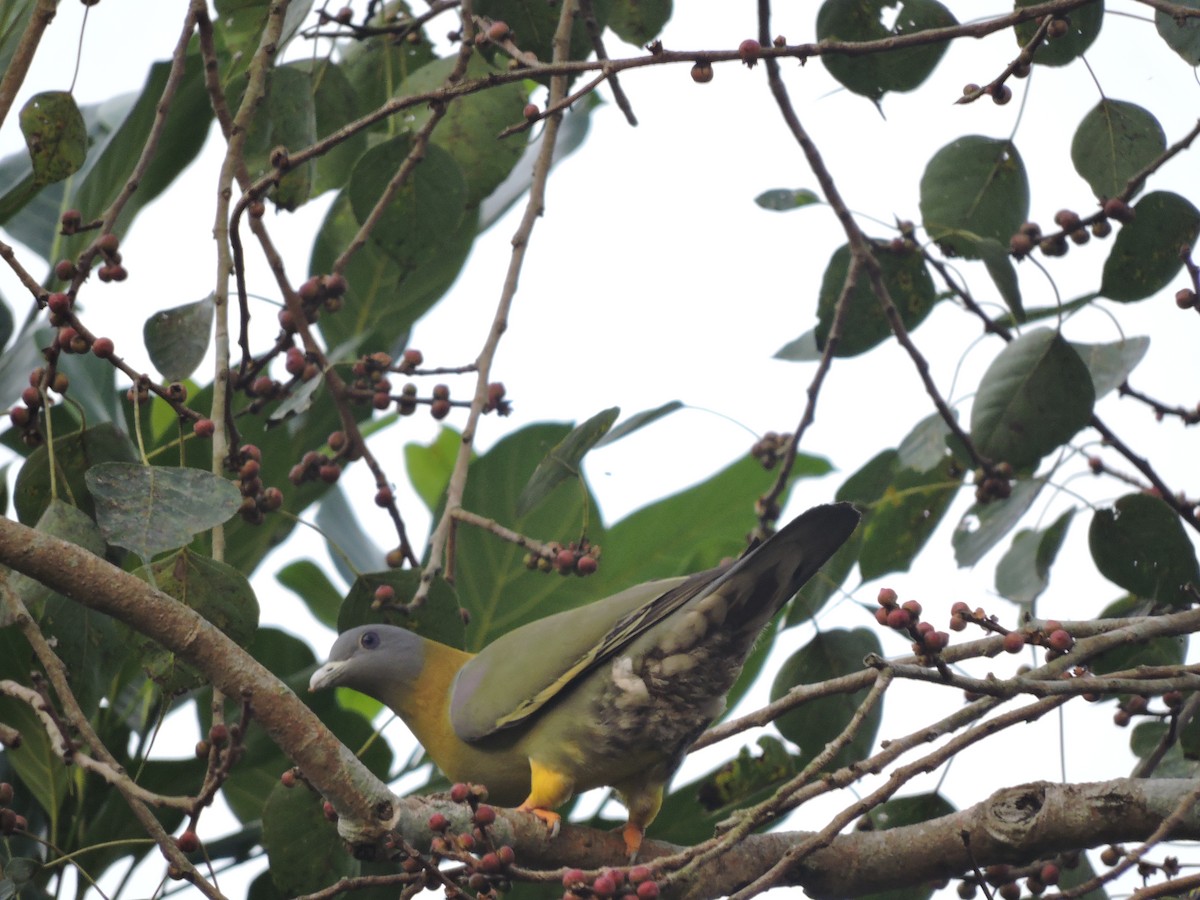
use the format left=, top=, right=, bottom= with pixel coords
left=2, top=2, right=1199, bottom=898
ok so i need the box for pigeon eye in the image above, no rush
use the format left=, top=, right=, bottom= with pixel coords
left=360, top=630, right=380, bottom=650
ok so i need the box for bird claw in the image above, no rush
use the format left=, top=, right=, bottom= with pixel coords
left=622, top=822, right=644, bottom=862
left=520, top=805, right=561, bottom=838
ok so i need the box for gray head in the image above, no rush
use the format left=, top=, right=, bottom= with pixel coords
left=308, top=624, right=426, bottom=700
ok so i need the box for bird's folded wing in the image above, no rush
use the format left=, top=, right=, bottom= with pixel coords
left=449, top=503, right=860, bottom=742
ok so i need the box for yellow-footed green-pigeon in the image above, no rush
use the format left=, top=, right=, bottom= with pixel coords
left=309, top=503, right=859, bottom=856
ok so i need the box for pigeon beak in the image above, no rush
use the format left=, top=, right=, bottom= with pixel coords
left=308, top=659, right=347, bottom=692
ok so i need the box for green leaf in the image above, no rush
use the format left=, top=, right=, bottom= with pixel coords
left=772, top=628, right=884, bottom=769
left=816, top=0, right=957, bottom=101
left=953, top=477, right=1045, bottom=567
left=1089, top=493, right=1200, bottom=609
left=452, top=424, right=608, bottom=651
left=132, top=549, right=259, bottom=693
left=85, top=463, right=242, bottom=562
left=401, top=55, right=529, bottom=208
left=811, top=241, right=938, bottom=357
left=861, top=791, right=955, bottom=830
left=975, top=237, right=1024, bottom=322
left=0, top=0, right=36, bottom=78
left=19, top=91, right=87, bottom=186
left=1156, top=0, right=1200, bottom=65
left=755, top=188, right=821, bottom=211
left=276, top=560, right=343, bottom=629
left=994, top=509, right=1073, bottom=608
left=314, top=486, right=386, bottom=582
left=896, top=411, right=954, bottom=473
left=473, top=0, right=607, bottom=82
left=605, top=452, right=833, bottom=586
left=1071, top=335, right=1150, bottom=399
left=405, top=427, right=463, bottom=513
left=1072, top=100, right=1166, bottom=201
left=337, top=569, right=464, bottom=649
left=349, top=136, right=467, bottom=269
left=313, top=156, right=476, bottom=357
left=774, top=329, right=820, bottom=362
left=3, top=57, right=210, bottom=263
left=516, top=407, right=619, bottom=515
left=1099, top=191, right=1200, bottom=302
left=143, top=294, right=214, bottom=383
left=608, top=0, right=672, bottom=45
left=15, top=502, right=120, bottom=712
left=13, top=423, right=139, bottom=525
left=594, top=401, right=683, bottom=448
left=267, top=371, right=324, bottom=425
left=262, top=781, right=353, bottom=895
left=1014, top=0, right=1102, bottom=66
left=919, top=136, right=1030, bottom=258
left=298, top=59, right=369, bottom=197
left=242, top=64, right=318, bottom=211
left=969, top=328, right=1095, bottom=469
left=855, top=455, right=962, bottom=581
left=1091, top=595, right=1188, bottom=677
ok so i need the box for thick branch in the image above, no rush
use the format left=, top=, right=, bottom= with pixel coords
left=0, top=515, right=392, bottom=840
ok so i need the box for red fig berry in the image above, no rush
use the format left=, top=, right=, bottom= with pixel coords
left=1047, top=629, right=1073, bottom=652
left=523, top=103, right=540, bottom=120
left=1053, top=209, right=1082, bottom=231
left=280, top=769, right=297, bottom=788
left=97, top=232, right=120, bottom=255
left=430, top=398, right=452, bottom=420
left=562, top=869, right=586, bottom=888
left=91, top=337, right=115, bottom=359
left=487, top=20, right=510, bottom=41
left=690, top=61, right=714, bottom=83
left=886, top=608, right=911, bottom=630
left=474, top=804, right=496, bottom=826
left=194, top=418, right=215, bottom=438
left=1002, top=631, right=1025, bottom=653
left=637, top=882, right=660, bottom=900
left=877, top=587, right=898, bottom=607
left=324, top=273, right=347, bottom=298
left=738, top=39, right=762, bottom=66
left=176, top=830, right=200, bottom=853
left=54, top=259, right=76, bottom=281
left=450, top=782, right=471, bottom=803
left=576, top=555, right=598, bottom=575
left=1102, top=197, right=1134, bottom=223
left=1175, top=288, right=1197, bottom=309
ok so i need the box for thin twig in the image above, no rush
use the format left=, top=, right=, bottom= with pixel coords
left=415, top=0, right=578, bottom=604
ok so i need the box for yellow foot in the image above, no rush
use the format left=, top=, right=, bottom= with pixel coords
left=622, top=821, right=645, bottom=861
left=518, top=804, right=562, bottom=838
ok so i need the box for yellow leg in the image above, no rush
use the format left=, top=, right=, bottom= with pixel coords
left=619, top=784, right=664, bottom=861
left=517, top=759, right=575, bottom=837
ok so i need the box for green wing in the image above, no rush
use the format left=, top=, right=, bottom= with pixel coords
left=449, top=574, right=697, bottom=741
left=449, top=503, right=860, bottom=742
